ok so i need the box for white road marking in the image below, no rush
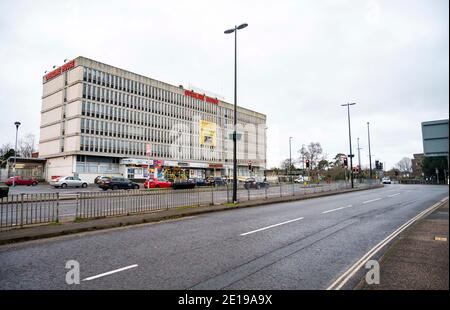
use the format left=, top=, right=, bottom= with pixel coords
left=82, top=264, right=138, bottom=281
left=326, top=197, right=449, bottom=290
left=240, top=217, right=304, bottom=236
left=322, top=205, right=353, bottom=214
left=362, top=198, right=382, bottom=204
left=388, top=193, right=401, bottom=198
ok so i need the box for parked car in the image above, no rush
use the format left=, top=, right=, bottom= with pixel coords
left=4, top=176, right=38, bottom=186
left=206, top=177, right=226, bottom=187
left=382, top=177, right=391, bottom=184
left=244, top=177, right=269, bottom=190
left=98, top=177, right=140, bottom=190
left=94, top=175, right=110, bottom=184
left=172, top=179, right=196, bottom=190
left=193, top=178, right=208, bottom=186
left=50, top=176, right=88, bottom=188
left=294, top=176, right=309, bottom=183
left=143, top=178, right=172, bottom=189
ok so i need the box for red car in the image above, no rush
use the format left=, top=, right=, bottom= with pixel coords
left=5, top=176, right=38, bottom=186
left=143, top=178, right=172, bottom=189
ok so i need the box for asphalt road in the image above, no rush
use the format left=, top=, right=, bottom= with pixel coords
left=2, top=182, right=350, bottom=224
left=0, top=184, right=447, bottom=289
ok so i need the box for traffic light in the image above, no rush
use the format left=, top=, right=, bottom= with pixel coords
left=248, top=161, right=252, bottom=171
left=375, top=160, right=380, bottom=170
left=343, top=157, right=348, bottom=167
left=379, top=162, right=383, bottom=171
left=305, top=159, right=310, bottom=169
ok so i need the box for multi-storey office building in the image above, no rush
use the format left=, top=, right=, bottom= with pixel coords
left=39, top=56, right=266, bottom=183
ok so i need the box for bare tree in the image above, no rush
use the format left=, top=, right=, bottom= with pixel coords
left=307, top=142, right=323, bottom=169
left=280, top=158, right=295, bottom=171
left=18, top=133, right=36, bottom=158
left=395, top=157, right=412, bottom=173
left=0, top=143, right=13, bottom=157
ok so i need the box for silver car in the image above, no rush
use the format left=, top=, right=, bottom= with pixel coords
left=50, top=176, right=88, bottom=188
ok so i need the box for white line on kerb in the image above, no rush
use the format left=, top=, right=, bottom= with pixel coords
left=322, top=205, right=353, bottom=214
left=362, top=198, right=382, bottom=204
left=82, top=264, right=138, bottom=281
left=240, top=217, right=304, bottom=236
left=326, top=197, right=449, bottom=290
left=388, top=193, right=401, bottom=198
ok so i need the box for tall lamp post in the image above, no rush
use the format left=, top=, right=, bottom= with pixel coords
left=225, top=23, right=248, bottom=204
left=341, top=103, right=356, bottom=188
left=12, top=121, right=21, bottom=187
left=367, top=122, right=372, bottom=179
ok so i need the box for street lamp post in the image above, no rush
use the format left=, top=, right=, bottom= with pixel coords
left=12, top=121, right=21, bottom=187
left=341, top=103, right=356, bottom=188
left=367, top=122, right=372, bottom=180
left=225, top=23, right=248, bottom=204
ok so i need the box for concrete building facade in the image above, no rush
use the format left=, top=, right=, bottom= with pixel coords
left=39, top=57, right=266, bottom=183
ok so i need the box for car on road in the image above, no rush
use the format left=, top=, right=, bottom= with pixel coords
left=244, top=177, right=269, bottom=190
left=98, top=177, right=140, bottom=190
left=143, top=178, right=172, bottom=189
left=382, top=177, right=392, bottom=184
left=50, top=176, right=88, bottom=188
left=4, top=176, right=38, bottom=186
left=206, top=177, right=226, bottom=187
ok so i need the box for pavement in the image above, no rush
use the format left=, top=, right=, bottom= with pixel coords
left=0, top=184, right=447, bottom=289
left=358, top=200, right=449, bottom=290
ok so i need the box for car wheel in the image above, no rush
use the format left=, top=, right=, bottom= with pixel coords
left=61, top=183, right=67, bottom=188
left=102, top=188, right=108, bottom=191
left=32, top=182, right=37, bottom=186
left=112, top=185, right=118, bottom=190
left=81, top=183, right=88, bottom=188
left=155, top=185, right=160, bottom=188
left=133, top=184, right=139, bottom=190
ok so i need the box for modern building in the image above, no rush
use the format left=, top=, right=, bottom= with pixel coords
left=39, top=56, right=267, bottom=183
left=421, top=119, right=449, bottom=157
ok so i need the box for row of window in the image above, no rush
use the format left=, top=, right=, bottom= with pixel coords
left=79, top=135, right=223, bottom=161
left=83, top=68, right=222, bottom=116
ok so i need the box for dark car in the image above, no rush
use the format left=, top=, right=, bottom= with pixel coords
left=94, top=176, right=110, bottom=184
left=244, top=177, right=269, bottom=190
left=193, top=178, right=208, bottom=186
left=206, top=177, right=226, bottom=187
left=172, top=179, right=196, bottom=190
left=98, top=177, right=140, bottom=190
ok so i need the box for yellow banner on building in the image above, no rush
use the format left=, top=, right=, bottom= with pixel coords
left=200, top=120, right=216, bottom=146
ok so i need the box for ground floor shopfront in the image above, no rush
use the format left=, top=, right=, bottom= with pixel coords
left=43, top=155, right=263, bottom=183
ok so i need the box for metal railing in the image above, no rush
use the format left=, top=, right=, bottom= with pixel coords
left=0, top=193, right=59, bottom=228
left=1, top=180, right=380, bottom=229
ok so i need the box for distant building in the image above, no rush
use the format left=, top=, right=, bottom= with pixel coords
left=411, top=153, right=424, bottom=179
left=38, top=56, right=267, bottom=182
left=421, top=119, right=449, bottom=157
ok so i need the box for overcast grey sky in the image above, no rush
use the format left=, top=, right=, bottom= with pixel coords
left=0, top=0, right=448, bottom=169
